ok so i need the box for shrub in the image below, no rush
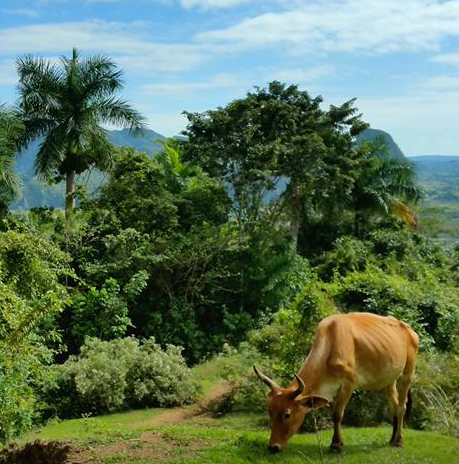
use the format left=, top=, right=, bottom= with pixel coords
left=250, top=277, right=336, bottom=380
left=0, top=231, right=70, bottom=443
left=328, top=267, right=459, bottom=351
left=125, top=339, right=200, bottom=407
left=410, top=352, right=459, bottom=435
left=41, top=337, right=199, bottom=418
left=316, top=236, right=370, bottom=281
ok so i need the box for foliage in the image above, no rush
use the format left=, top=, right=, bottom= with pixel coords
left=125, top=338, right=201, bottom=408
left=353, top=139, right=421, bottom=233
left=183, top=81, right=369, bottom=248
left=329, top=265, right=459, bottom=351
left=41, top=337, right=200, bottom=418
left=250, top=276, right=336, bottom=380
left=59, top=147, right=303, bottom=362
left=0, top=230, right=70, bottom=442
left=0, top=104, right=23, bottom=209
left=410, top=353, right=459, bottom=436
left=62, top=274, right=147, bottom=351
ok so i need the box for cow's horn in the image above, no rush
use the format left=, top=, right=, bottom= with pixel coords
left=294, top=374, right=305, bottom=396
left=253, top=366, right=280, bottom=390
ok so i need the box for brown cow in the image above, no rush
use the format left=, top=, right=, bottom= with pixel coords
left=254, top=312, right=419, bottom=453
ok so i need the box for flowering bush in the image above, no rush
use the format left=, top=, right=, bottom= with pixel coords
left=41, top=337, right=199, bottom=418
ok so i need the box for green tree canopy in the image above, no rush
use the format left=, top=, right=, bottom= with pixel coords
left=182, top=81, right=369, bottom=243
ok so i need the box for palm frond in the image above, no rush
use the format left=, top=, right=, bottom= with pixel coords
left=90, top=96, right=146, bottom=132
left=0, top=103, right=23, bottom=198
left=390, top=200, right=418, bottom=229
left=34, top=125, right=67, bottom=182
left=17, top=55, right=63, bottom=116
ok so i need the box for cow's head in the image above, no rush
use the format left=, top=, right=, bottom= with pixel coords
left=254, top=366, right=329, bottom=453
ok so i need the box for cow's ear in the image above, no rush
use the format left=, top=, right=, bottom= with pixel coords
left=296, top=395, right=329, bottom=409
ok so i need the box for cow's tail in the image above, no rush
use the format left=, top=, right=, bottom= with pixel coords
left=404, top=389, right=412, bottom=421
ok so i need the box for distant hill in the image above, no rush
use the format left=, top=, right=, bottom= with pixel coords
left=356, top=128, right=406, bottom=159
left=108, top=128, right=167, bottom=154
left=11, top=126, right=459, bottom=228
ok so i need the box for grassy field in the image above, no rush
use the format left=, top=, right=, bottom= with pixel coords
left=17, top=408, right=459, bottom=464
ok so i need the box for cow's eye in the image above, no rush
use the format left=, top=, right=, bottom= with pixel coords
left=284, top=412, right=291, bottom=420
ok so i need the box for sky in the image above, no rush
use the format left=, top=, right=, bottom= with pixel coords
left=1, top=0, right=459, bottom=155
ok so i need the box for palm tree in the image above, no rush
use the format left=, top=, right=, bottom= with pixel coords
left=17, top=48, right=146, bottom=216
left=354, top=140, right=422, bottom=234
left=0, top=103, right=23, bottom=206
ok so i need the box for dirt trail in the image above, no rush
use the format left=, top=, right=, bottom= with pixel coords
left=135, top=381, right=231, bottom=428
left=67, top=380, right=232, bottom=464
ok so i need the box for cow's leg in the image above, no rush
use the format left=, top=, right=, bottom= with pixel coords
left=391, top=375, right=412, bottom=447
left=329, top=385, right=353, bottom=452
left=386, top=383, right=399, bottom=444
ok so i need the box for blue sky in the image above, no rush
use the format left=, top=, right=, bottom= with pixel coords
left=1, top=0, right=459, bottom=155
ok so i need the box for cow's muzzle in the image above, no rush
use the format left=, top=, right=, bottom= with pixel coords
left=268, top=444, right=282, bottom=453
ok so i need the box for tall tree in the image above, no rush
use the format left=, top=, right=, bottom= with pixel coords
left=182, top=82, right=368, bottom=245
left=17, top=48, right=145, bottom=216
left=0, top=103, right=23, bottom=209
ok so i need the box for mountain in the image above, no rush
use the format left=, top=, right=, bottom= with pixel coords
left=12, top=128, right=168, bottom=209
left=356, top=128, right=406, bottom=159
left=108, top=128, right=167, bottom=154
left=11, top=126, right=459, bottom=232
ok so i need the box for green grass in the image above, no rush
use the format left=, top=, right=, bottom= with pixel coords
left=21, top=408, right=163, bottom=445
left=16, top=410, right=459, bottom=464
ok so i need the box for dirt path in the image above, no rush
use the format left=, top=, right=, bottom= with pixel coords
left=66, top=380, right=232, bottom=464
left=134, top=381, right=231, bottom=428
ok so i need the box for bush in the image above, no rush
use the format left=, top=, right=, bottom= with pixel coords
left=125, top=339, right=200, bottom=408
left=316, top=236, right=370, bottom=281
left=41, top=337, right=200, bottom=418
left=328, top=267, right=459, bottom=351
left=410, top=352, right=459, bottom=436
left=0, top=231, right=70, bottom=443
left=250, top=277, right=336, bottom=380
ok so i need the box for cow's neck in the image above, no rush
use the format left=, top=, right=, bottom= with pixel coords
left=295, top=352, right=336, bottom=401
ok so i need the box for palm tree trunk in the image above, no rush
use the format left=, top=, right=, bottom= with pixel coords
left=290, top=209, right=300, bottom=242
left=65, top=170, right=76, bottom=217
left=289, top=182, right=301, bottom=245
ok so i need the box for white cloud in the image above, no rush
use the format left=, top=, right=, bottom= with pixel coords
left=141, top=65, right=332, bottom=99
left=432, top=52, right=459, bottom=66
left=197, top=0, right=459, bottom=54
left=0, top=21, right=212, bottom=73
left=420, top=74, right=459, bottom=90
left=1, top=8, right=39, bottom=18
left=179, top=0, right=252, bottom=9
left=268, top=65, right=334, bottom=84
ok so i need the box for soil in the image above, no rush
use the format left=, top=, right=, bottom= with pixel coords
left=0, top=440, right=76, bottom=464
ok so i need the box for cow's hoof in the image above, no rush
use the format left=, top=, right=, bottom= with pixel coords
left=329, top=443, right=343, bottom=453
left=389, top=440, right=403, bottom=448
